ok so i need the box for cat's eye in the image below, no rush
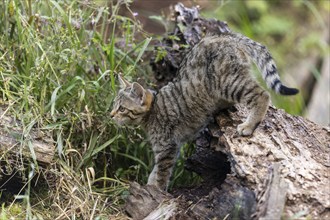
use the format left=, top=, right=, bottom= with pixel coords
left=118, top=106, right=126, bottom=112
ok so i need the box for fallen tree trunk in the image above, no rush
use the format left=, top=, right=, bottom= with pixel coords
left=216, top=105, right=329, bottom=219
left=0, top=105, right=55, bottom=165
left=125, top=106, right=329, bottom=220
left=126, top=3, right=329, bottom=220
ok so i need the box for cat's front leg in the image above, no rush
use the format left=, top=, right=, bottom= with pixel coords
left=147, top=143, right=178, bottom=191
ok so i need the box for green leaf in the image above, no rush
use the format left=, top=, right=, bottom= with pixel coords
left=28, top=140, right=37, bottom=165
left=50, top=86, right=61, bottom=120
left=92, top=135, right=121, bottom=156
left=57, top=129, right=63, bottom=158
left=127, top=37, right=152, bottom=75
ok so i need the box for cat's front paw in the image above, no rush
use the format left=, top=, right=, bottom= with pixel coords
left=147, top=173, right=168, bottom=191
left=147, top=172, right=157, bottom=186
left=237, top=122, right=255, bottom=136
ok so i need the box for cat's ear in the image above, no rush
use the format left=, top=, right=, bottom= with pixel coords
left=130, top=82, right=146, bottom=105
left=118, top=73, right=131, bottom=88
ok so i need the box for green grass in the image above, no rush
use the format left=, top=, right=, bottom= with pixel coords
left=0, top=0, right=326, bottom=218
left=0, top=0, right=153, bottom=218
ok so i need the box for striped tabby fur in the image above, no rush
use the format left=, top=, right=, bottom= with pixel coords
left=110, top=32, right=298, bottom=190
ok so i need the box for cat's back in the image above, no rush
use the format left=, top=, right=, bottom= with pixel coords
left=190, top=33, right=243, bottom=56
left=178, top=33, right=249, bottom=78
left=146, top=33, right=250, bottom=140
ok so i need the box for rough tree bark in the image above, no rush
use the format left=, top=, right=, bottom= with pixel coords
left=126, top=106, right=329, bottom=220
left=0, top=104, right=55, bottom=165
left=125, top=3, right=330, bottom=220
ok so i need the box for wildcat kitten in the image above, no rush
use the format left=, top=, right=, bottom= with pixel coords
left=110, top=32, right=298, bottom=190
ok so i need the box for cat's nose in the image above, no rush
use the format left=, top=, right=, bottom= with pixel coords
left=110, top=110, right=115, bottom=118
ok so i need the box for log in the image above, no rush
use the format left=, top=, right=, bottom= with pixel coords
left=257, top=162, right=288, bottom=220
left=125, top=182, right=181, bottom=220
left=150, top=2, right=230, bottom=88
left=127, top=3, right=330, bottom=220
left=216, top=106, right=330, bottom=219
left=0, top=104, right=55, bottom=165
left=125, top=106, right=330, bottom=220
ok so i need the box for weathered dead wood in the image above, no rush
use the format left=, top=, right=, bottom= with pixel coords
left=150, top=2, right=230, bottom=88
left=0, top=105, right=55, bottom=164
left=257, top=163, right=288, bottom=220
left=126, top=177, right=256, bottom=220
left=125, top=106, right=329, bottom=219
left=129, top=3, right=330, bottom=220
left=125, top=182, right=183, bottom=220
left=215, top=105, right=329, bottom=219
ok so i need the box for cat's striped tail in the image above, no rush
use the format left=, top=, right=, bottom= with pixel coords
left=237, top=33, right=299, bottom=96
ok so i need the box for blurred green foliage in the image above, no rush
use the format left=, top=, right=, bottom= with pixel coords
left=0, top=0, right=328, bottom=218
left=202, top=0, right=328, bottom=114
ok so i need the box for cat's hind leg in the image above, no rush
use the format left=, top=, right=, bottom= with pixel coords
left=237, top=83, right=270, bottom=136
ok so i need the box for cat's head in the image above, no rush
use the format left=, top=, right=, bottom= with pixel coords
left=110, top=75, right=153, bottom=126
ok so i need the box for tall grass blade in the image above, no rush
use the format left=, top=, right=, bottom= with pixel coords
left=127, top=37, right=152, bottom=75
left=27, top=141, right=37, bottom=166
left=50, top=86, right=61, bottom=120
left=91, top=135, right=121, bottom=157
